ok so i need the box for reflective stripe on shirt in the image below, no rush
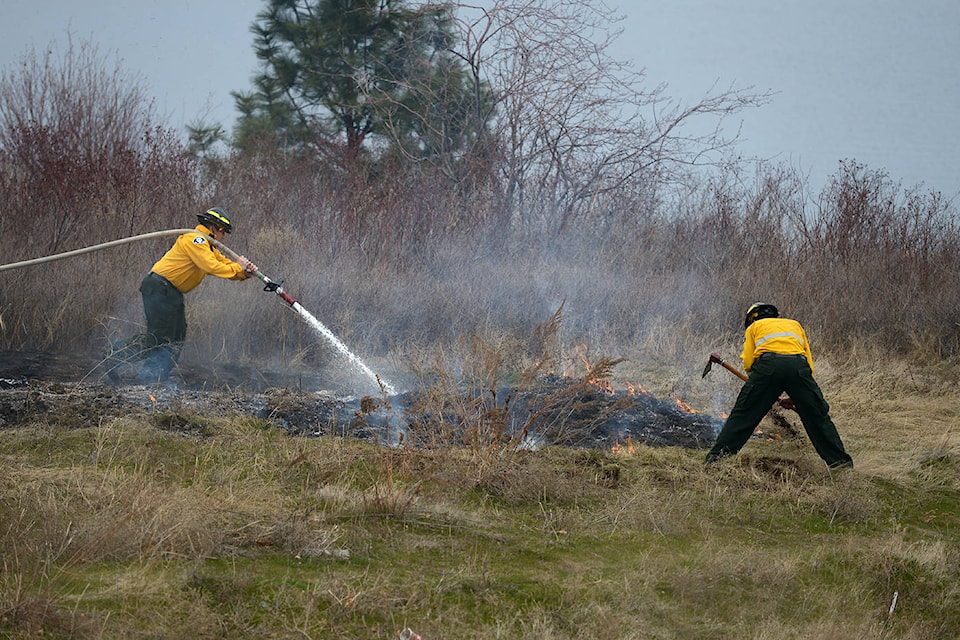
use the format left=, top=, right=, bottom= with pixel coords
left=755, top=331, right=805, bottom=349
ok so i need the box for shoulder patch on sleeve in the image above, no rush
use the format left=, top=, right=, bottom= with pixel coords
left=193, top=236, right=207, bottom=245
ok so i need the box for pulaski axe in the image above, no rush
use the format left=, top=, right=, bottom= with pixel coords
left=701, top=353, right=797, bottom=412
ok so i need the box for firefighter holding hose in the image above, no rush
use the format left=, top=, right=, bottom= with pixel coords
left=124, top=207, right=258, bottom=383
left=704, top=302, right=854, bottom=469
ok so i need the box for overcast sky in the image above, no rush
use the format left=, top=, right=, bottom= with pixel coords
left=2, top=0, right=958, bottom=196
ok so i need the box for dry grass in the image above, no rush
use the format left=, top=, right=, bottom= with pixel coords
left=818, top=354, right=960, bottom=482
left=1, top=351, right=958, bottom=638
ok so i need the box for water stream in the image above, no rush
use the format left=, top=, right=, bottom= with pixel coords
left=289, top=301, right=397, bottom=396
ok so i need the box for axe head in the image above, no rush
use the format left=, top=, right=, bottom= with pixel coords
left=701, top=353, right=723, bottom=379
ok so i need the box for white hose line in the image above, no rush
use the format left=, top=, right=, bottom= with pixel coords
left=0, top=228, right=207, bottom=273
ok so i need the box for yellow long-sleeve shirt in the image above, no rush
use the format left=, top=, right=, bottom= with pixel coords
left=741, top=317, right=814, bottom=375
left=150, top=225, right=248, bottom=293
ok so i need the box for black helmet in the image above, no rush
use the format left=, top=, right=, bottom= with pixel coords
left=744, top=302, right=779, bottom=329
left=197, top=207, right=233, bottom=233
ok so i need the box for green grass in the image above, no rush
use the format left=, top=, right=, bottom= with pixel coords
left=2, top=405, right=959, bottom=639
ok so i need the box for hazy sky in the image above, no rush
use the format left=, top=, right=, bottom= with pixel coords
left=610, top=0, right=960, bottom=196
left=2, top=0, right=957, bottom=196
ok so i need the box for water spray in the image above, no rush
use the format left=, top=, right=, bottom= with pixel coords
left=250, top=269, right=397, bottom=396
left=189, top=234, right=397, bottom=396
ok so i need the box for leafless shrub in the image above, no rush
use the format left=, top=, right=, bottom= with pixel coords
left=0, top=35, right=199, bottom=352
left=0, top=35, right=197, bottom=252
left=797, top=160, right=960, bottom=352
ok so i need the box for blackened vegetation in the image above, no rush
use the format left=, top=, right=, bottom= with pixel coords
left=0, top=379, right=721, bottom=450
left=0, top=353, right=721, bottom=450
left=346, top=382, right=721, bottom=450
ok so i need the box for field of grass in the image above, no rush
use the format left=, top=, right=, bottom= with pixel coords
left=2, top=355, right=958, bottom=639
left=4, top=21, right=960, bottom=639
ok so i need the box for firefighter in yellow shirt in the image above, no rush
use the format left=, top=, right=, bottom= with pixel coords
left=704, top=303, right=853, bottom=469
left=135, top=207, right=258, bottom=383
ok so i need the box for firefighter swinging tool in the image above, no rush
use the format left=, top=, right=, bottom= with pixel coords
left=701, top=352, right=796, bottom=412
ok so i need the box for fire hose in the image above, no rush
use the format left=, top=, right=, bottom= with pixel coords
left=0, top=227, right=290, bottom=304
left=0, top=228, right=205, bottom=273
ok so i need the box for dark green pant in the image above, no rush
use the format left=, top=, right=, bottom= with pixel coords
left=138, top=273, right=186, bottom=379
left=705, top=353, right=853, bottom=468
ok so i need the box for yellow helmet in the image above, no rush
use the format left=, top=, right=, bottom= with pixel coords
left=197, top=207, right=233, bottom=233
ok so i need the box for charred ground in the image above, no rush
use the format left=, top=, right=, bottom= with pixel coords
left=0, top=349, right=723, bottom=450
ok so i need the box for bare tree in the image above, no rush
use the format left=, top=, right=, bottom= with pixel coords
left=0, top=34, right=192, bottom=255
left=448, top=0, right=771, bottom=234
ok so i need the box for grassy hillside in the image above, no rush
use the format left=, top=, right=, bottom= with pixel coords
left=2, top=357, right=958, bottom=639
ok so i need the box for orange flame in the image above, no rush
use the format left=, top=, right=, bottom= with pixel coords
left=574, top=344, right=615, bottom=394
left=611, top=436, right=635, bottom=454
left=625, top=381, right=651, bottom=396
left=573, top=344, right=712, bottom=422
left=575, top=344, right=591, bottom=371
